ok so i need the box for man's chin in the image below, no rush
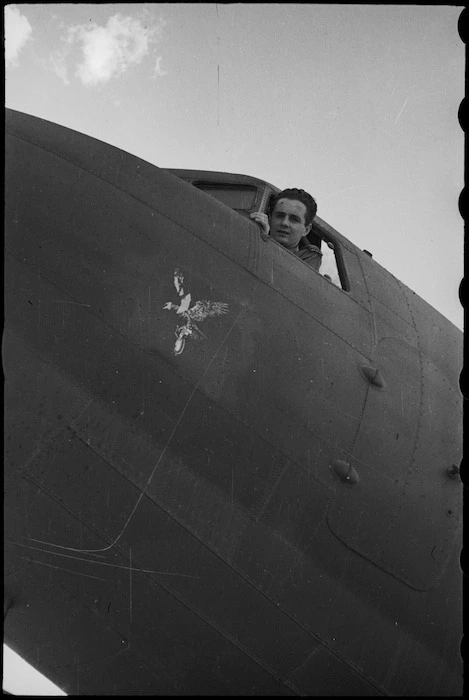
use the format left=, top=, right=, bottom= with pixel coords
left=273, top=233, right=297, bottom=249
left=273, top=232, right=291, bottom=244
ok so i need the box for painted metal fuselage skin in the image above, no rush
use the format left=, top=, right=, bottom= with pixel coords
left=4, top=109, right=462, bottom=696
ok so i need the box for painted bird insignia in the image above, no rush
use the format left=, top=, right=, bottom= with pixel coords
left=164, top=269, right=229, bottom=355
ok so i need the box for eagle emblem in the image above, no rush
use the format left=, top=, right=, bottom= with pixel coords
left=163, top=269, right=229, bottom=355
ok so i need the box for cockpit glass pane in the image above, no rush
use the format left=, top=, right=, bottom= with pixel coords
left=319, top=240, right=342, bottom=287
left=194, top=184, right=257, bottom=210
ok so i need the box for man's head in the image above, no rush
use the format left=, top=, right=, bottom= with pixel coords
left=268, top=188, right=317, bottom=250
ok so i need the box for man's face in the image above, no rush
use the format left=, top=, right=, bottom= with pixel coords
left=269, top=198, right=312, bottom=250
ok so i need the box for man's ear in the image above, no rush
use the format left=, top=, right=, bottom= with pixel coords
left=305, top=223, right=312, bottom=236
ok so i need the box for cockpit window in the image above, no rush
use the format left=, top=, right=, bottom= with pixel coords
left=319, top=238, right=342, bottom=288
left=300, top=231, right=346, bottom=290
left=187, top=176, right=348, bottom=291
left=265, top=193, right=347, bottom=290
left=193, top=183, right=257, bottom=211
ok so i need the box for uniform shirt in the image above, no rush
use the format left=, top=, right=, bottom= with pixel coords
left=294, top=241, right=322, bottom=272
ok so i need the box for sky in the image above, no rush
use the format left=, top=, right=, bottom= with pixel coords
left=3, top=3, right=464, bottom=693
left=3, top=645, right=67, bottom=696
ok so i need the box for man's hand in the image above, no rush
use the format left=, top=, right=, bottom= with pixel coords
left=249, top=211, right=270, bottom=240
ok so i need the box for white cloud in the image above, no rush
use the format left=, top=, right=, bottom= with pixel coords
left=5, top=4, right=33, bottom=66
left=49, top=19, right=80, bottom=85
left=154, top=56, right=167, bottom=77
left=61, top=13, right=165, bottom=87
left=50, top=48, right=70, bottom=85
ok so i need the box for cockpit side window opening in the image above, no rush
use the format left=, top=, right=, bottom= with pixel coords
left=188, top=178, right=349, bottom=290
left=192, top=183, right=258, bottom=215
left=308, top=224, right=350, bottom=291
left=264, top=195, right=348, bottom=290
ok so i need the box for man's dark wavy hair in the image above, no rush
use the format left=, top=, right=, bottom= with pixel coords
left=268, top=188, right=318, bottom=225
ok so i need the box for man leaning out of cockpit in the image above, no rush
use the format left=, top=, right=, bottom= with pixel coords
left=250, top=187, right=322, bottom=271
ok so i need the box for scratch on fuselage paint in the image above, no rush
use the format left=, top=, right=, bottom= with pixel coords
left=19, top=556, right=106, bottom=581
left=13, top=541, right=201, bottom=578
left=129, top=547, right=132, bottom=627
left=17, top=303, right=244, bottom=558
left=287, top=309, right=301, bottom=356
